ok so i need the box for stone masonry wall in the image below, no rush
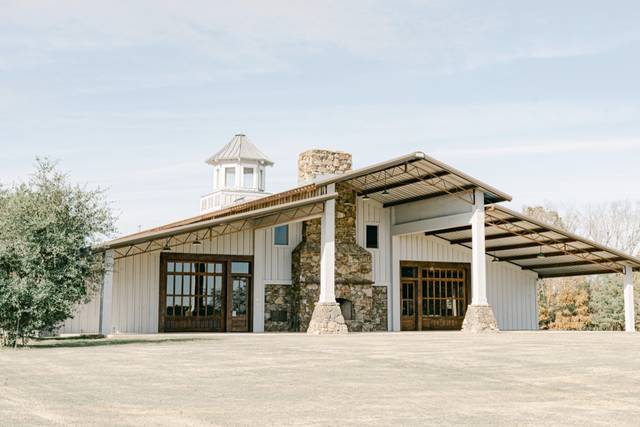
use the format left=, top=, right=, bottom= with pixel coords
left=292, top=180, right=387, bottom=332
left=298, top=149, right=352, bottom=184
left=372, top=287, right=388, bottom=331
left=264, top=284, right=295, bottom=332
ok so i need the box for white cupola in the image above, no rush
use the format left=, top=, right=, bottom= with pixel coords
left=200, top=134, right=274, bottom=213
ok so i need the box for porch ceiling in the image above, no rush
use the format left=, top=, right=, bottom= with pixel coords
left=425, top=205, right=640, bottom=278
left=316, top=152, right=512, bottom=208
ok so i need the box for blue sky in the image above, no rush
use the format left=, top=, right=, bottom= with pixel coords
left=1, top=1, right=639, bottom=236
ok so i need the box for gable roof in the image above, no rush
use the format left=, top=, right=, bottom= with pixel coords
left=98, top=151, right=640, bottom=277
left=206, top=134, right=274, bottom=166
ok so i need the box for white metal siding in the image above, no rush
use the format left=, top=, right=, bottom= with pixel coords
left=257, top=222, right=302, bottom=284
left=356, top=198, right=391, bottom=286
left=58, top=294, right=101, bottom=334
left=395, top=234, right=538, bottom=330
left=63, top=230, right=254, bottom=335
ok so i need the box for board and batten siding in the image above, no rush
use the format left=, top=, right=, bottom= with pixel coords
left=356, top=198, right=391, bottom=286
left=58, top=292, right=101, bottom=334
left=394, top=233, right=539, bottom=330
left=60, top=230, right=253, bottom=334
left=255, top=222, right=302, bottom=284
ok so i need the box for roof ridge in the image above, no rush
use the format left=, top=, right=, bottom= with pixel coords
left=206, top=134, right=274, bottom=166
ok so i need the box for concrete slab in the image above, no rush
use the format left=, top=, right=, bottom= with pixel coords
left=1, top=332, right=639, bottom=426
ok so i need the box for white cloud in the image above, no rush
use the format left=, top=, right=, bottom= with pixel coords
left=431, top=138, right=640, bottom=159
left=1, top=1, right=639, bottom=75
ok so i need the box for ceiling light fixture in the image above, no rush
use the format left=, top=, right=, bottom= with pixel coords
left=381, top=170, right=390, bottom=196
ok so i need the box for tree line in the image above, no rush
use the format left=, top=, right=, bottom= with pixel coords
left=524, top=204, right=640, bottom=331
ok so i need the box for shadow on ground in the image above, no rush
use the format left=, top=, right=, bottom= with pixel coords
left=24, top=335, right=210, bottom=349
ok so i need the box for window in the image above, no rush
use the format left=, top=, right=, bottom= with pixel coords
left=274, top=225, right=289, bottom=246
left=224, top=167, right=236, bottom=187
left=215, top=168, right=220, bottom=188
left=231, top=261, right=250, bottom=274
left=165, top=261, right=223, bottom=319
left=243, top=167, right=254, bottom=188
left=366, top=225, right=379, bottom=249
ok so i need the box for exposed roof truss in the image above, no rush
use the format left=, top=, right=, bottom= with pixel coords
left=426, top=205, right=640, bottom=278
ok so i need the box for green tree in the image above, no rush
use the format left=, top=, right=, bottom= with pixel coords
left=0, top=159, right=115, bottom=347
left=589, top=276, right=625, bottom=331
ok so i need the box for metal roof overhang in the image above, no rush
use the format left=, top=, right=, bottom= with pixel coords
left=98, top=191, right=337, bottom=259
left=316, top=151, right=512, bottom=206
left=99, top=151, right=512, bottom=260
left=424, top=204, right=640, bottom=278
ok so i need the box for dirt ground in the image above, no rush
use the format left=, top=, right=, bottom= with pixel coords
left=1, top=331, right=639, bottom=426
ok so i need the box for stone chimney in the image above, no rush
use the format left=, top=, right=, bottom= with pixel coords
left=290, top=149, right=385, bottom=333
left=298, top=149, right=352, bottom=184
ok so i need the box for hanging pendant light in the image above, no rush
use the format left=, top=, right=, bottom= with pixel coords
left=362, top=174, right=371, bottom=201
left=381, top=170, right=390, bottom=196
left=537, top=246, right=546, bottom=259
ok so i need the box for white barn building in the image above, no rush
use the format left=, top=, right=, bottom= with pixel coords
left=61, top=135, right=639, bottom=335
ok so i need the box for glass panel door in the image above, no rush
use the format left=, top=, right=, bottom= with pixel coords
left=228, top=261, right=251, bottom=332
left=400, top=281, right=417, bottom=331
left=161, top=256, right=252, bottom=333
left=400, top=262, right=470, bottom=331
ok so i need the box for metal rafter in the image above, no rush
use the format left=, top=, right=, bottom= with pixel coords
left=484, top=211, right=626, bottom=274
left=112, top=201, right=326, bottom=260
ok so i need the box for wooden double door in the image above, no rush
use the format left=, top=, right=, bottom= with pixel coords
left=400, top=262, right=470, bottom=331
left=159, top=253, right=252, bottom=333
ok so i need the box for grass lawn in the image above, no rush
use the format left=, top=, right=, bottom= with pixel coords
left=1, top=331, right=639, bottom=426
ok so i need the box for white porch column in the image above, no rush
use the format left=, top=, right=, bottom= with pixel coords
left=253, top=229, right=266, bottom=333
left=99, top=249, right=114, bottom=336
left=461, top=190, right=498, bottom=332
left=319, top=183, right=337, bottom=303
left=391, top=234, right=401, bottom=331
left=624, top=266, right=636, bottom=333
left=470, top=189, right=488, bottom=305
left=307, top=183, right=347, bottom=334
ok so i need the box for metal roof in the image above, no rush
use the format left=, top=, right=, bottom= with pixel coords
left=206, top=134, right=274, bottom=166
left=98, top=150, right=640, bottom=277
left=98, top=185, right=332, bottom=258
left=425, top=204, right=640, bottom=278
left=97, top=151, right=513, bottom=259
left=317, top=152, right=512, bottom=206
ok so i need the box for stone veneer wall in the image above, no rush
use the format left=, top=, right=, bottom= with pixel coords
left=264, top=284, right=295, bottom=332
left=372, top=287, right=388, bottom=331
left=291, top=181, right=386, bottom=332
left=297, top=150, right=352, bottom=183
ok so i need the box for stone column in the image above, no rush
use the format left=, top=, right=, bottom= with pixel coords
left=624, top=266, right=636, bottom=333
left=99, top=249, right=114, bottom=336
left=307, top=183, right=348, bottom=335
left=461, top=190, right=498, bottom=332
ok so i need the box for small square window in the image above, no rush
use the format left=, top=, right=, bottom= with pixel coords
left=274, top=225, right=289, bottom=246
left=366, top=225, right=379, bottom=249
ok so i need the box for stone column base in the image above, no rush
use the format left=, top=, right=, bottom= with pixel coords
left=461, top=305, right=499, bottom=333
left=307, top=302, right=348, bottom=335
